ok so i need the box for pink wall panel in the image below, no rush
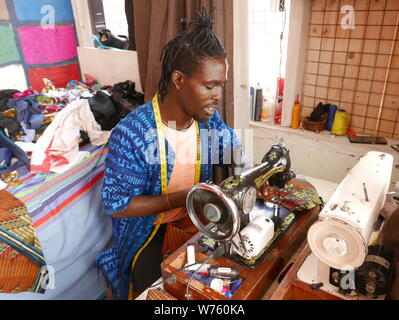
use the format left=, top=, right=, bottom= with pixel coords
left=18, top=25, right=78, bottom=65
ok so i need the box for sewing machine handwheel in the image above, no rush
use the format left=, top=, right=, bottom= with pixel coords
left=186, top=183, right=241, bottom=241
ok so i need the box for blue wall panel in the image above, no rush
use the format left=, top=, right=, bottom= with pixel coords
left=13, top=0, right=74, bottom=23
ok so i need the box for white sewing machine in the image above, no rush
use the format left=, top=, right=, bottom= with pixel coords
left=297, top=151, right=395, bottom=300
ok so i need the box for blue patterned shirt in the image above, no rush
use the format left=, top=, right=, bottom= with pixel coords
left=96, top=102, right=241, bottom=299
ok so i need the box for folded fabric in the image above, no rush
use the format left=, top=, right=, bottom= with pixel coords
left=0, top=189, right=47, bottom=294
left=258, top=177, right=323, bottom=211
left=30, top=99, right=111, bottom=173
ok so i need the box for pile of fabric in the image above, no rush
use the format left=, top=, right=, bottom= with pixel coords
left=0, top=76, right=144, bottom=179
left=0, top=75, right=144, bottom=295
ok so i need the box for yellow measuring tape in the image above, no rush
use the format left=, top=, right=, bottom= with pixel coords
left=128, top=94, right=201, bottom=299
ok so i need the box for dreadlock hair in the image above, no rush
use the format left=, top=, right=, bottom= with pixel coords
left=158, top=7, right=227, bottom=102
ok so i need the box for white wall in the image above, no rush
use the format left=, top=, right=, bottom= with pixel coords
left=251, top=122, right=399, bottom=190
left=77, top=47, right=142, bottom=90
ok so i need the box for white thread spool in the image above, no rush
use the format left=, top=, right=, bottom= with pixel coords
left=186, top=243, right=195, bottom=266
left=210, top=278, right=224, bottom=293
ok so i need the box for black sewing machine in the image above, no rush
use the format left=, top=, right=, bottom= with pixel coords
left=186, top=144, right=296, bottom=267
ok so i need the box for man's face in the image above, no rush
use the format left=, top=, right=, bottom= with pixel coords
left=177, top=57, right=228, bottom=122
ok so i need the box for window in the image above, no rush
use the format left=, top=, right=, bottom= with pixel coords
left=249, top=0, right=291, bottom=98
left=101, top=0, right=128, bottom=37
left=89, top=0, right=128, bottom=37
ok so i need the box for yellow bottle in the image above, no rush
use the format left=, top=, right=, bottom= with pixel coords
left=331, top=110, right=348, bottom=135
left=292, top=94, right=301, bottom=129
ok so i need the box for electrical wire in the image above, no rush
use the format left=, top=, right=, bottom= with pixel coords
left=185, top=253, right=216, bottom=300
left=144, top=242, right=229, bottom=294
left=184, top=242, right=229, bottom=300
left=145, top=257, right=212, bottom=290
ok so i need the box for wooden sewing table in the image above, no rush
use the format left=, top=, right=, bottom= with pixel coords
left=270, top=244, right=341, bottom=300
left=161, top=206, right=320, bottom=300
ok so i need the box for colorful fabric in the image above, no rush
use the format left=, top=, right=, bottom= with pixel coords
left=97, top=101, right=241, bottom=300
left=0, top=144, right=111, bottom=299
left=258, top=177, right=322, bottom=211
left=0, top=189, right=46, bottom=293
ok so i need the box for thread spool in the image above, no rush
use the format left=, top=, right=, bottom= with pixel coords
left=186, top=243, right=195, bottom=266
left=331, top=109, right=348, bottom=135
left=209, top=278, right=224, bottom=294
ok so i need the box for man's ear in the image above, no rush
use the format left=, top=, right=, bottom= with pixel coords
left=171, top=71, right=185, bottom=90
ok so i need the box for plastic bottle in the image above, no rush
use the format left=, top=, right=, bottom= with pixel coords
left=274, top=102, right=282, bottom=125
left=331, top=109, right=348, bottom=135
left=260, top=98, right=269, bottom=122
left=326, top=105, right=337, bottom=131
left=254, top=84, right=263, bottom=121
left=291, top=94, right=301, bottom=129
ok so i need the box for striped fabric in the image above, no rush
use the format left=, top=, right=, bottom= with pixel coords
left=7, top=144, right=108, bottom=230
left=0, top=145, right=110, bottom=299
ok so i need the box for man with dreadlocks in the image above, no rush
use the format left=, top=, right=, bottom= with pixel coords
left=96, top=8, right=246, bottom=299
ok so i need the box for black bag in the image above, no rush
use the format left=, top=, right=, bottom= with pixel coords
left=111, top=80, right=144, bottom=118
left=309, top=102, right=330, bottom=121
left=0, top=89, right=20, bottom=112
left=88, top=91, right=121, bottom=131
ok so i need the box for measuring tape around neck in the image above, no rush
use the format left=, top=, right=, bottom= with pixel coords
left=152, top=94, right=201, bottom=193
